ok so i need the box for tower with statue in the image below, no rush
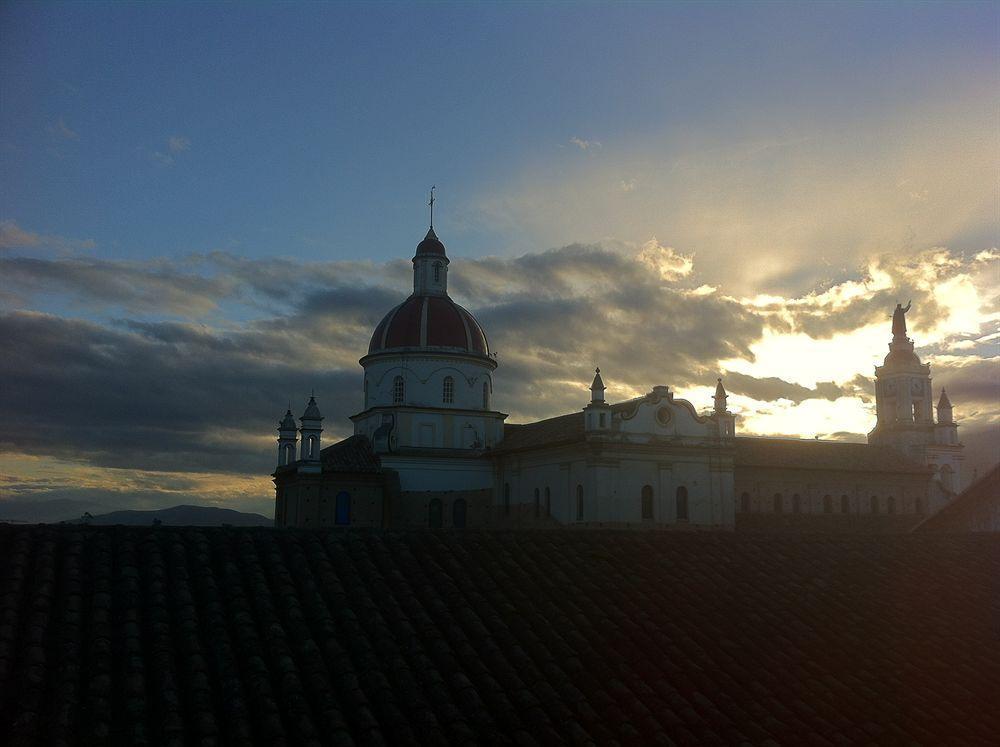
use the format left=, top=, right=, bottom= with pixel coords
left=868, top=301, right=964, bottom=495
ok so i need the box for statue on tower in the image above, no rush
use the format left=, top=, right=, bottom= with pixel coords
left=892, top=301, right=911, bottom=339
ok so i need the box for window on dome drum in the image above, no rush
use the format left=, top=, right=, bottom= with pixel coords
left=641, top=485, right=654, bottom=520
left=740, top=492, right=751, bottom=513
left=576, top=485, right=584, bottom=520
left=823, top=494, right=833, bottom=514
left=452, top=499, right=467, bottom=529
left=393, top=376, right=405, bottom=404
left=870, top=495, right=879, bottom=514
left=887, top=496, right=896, bottom=515
left=544, top=487, right=551, bottom=517
left=503, top=483, right=511, bottom=516
left=773, top=493, right=783, bottom=514
left=482, top=381, right=490, bottom=409
left=792, top=494, right=802, bottom=514
left=334, top=492, right=351, bottom=526
left=442, top=376, right=454, bottom=404
left=676, top=486, right=689, bottom=521
left=428, top=498, right=443, bottom=529
left=363, top=378, right=368, bottom=408
left=433, top=262, right=441, bottom=282
left=534, top=488, right=540, bottom=518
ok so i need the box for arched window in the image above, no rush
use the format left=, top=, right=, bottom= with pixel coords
left=940, top=464, right=955, bottom=492
left=823, top=494, right=833, bottom=514
left=841, top=494, right=850, bottom=514
left=870, top=495, right=879, bottom=514
left=284, top=444, right=295, bottom=465
left=792, top=493, right=802, bottom=514
left=887, top=496, right=896, bottom=515
left=393, top=375, right=405, bottom=404
left=676, top=486, right=689, bottom=521
left=544, top=487, right=551, bottom=517
left=534, top=488, right=540, bottom=518
left=740, top=492, right=751, bottom=513
left=442, top=376, right=454, bottom=404
left=433, top=262, right=441, bottom=283
left=363, top=378, right=368, bottom=408
left=503, top=483, right=510, bottom=516
left=773, top=493, right=783, bottom=514
left=483, top=380, right=490, bottom=409
left=452, top=499, right=467, bottom=529
left=334, top=492, right=351, bottom=526
left=576, top=485, right=584, bottom=520
left=641, top=485, right=654, bottom=520
left=307, top=435, right=318, bottom=459
left=428, top=499, right=443, bottom=528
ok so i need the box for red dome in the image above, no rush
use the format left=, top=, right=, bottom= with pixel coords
left=368, top=295, right=489, bottom=356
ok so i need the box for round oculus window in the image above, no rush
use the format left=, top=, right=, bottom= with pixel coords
left=656, top=406, right=672, bottom=425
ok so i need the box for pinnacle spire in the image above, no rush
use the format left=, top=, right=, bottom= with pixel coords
left=590, top=367, right=606, bottom=403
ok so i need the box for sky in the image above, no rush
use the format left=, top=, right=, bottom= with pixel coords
left=1, top=1, right=997, bottom=516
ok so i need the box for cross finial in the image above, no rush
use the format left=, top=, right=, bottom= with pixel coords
left=428, top=185, right=436, bottom=228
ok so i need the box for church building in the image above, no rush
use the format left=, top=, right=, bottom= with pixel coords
left=272, top=220, right=962, bottom=531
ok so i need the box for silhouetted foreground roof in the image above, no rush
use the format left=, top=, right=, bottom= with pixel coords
left=916, top=463, right=1000, bottom=532
left=1, top=527, right=997, bottom=746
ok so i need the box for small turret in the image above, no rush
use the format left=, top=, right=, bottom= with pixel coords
left=590, top=368, right=606, bottom=403
left=711, top=378, right=736, bottom=439
left=276, top=407, right=298, bottom=467
left=934, top=388, right=959, bottom=448
left=584, top=367, right=611, bottom=432
left=713, top=378, right=728, bottom=414
left=299, top=395, right=324, bottom=468
left=937, top=389, right=953, bottom=424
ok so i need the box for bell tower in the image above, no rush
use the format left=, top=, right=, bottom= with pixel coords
left=868, top=302, right=963, bottom=492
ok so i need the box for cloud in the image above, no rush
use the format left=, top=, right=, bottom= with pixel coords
left=0, top=220, right=96, bottom=252
left=476, top=87, right=998, bottom=295
left=46, top=118, right=78, bottom=141
left=569, top=137, right=601, bottom=150
left=168, top=135, right=191, bottom=153
left=1, top=240, right=995, bottom=513
left=0, top=221, right=41, bottom=249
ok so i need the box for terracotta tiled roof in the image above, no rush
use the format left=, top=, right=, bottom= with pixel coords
left=735, top=437, right=930, bottom=474
left=1, top=526, right=997, bottom=745
left=368, top=295, right=489, bottom=356
left=497, top=411, right=585, bottom=452
left=320, top=434, right=381, bottom=473
left=915, top=463, right=1000, bottom=532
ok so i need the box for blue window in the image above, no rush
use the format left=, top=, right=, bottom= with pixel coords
left=335, top=491, right=351, bottom=526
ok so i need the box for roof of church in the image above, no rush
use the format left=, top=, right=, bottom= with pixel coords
left=915, top=462, right=1000, bottom=532
left=498, top=415, right=929, bottom=475
left=367, top=294, right=489, bottom=356
left=320, top=434, right=381, bottom=472
left=2, top=526, right=996, bottom=744
left=414, top=226, right=447, bottom=257
left=734, top=437, right=931, bottom=474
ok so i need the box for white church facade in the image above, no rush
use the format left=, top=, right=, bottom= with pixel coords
left=272, top=222, right=962, bottom=531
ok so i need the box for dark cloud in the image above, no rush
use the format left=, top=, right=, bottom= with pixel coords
left=721, top=371, right=850, bottom=404
left=1, top=242, right=995, bottom=512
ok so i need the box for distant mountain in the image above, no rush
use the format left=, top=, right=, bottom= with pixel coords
left=0, top=499, right=114, bottom=524
left=78, top=505, right=273, bottom=527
